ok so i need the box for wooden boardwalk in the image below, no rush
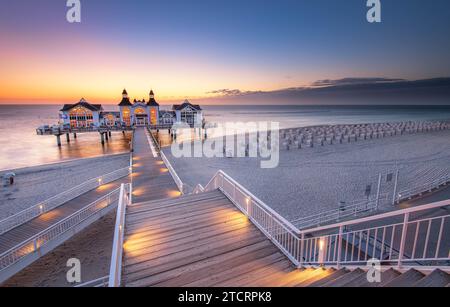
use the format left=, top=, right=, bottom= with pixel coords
left=130, top=128, right=180, bottom=204
left=121, top=128, right=450, bottom=287
left=122, top=190, right=450, bottom=287
left=0, top=176, right=129, bottom=255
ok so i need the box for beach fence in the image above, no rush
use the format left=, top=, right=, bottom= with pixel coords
left=0, top=167, right=131, bottom=236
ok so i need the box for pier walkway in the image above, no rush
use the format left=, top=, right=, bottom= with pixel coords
left=130, top=128, right=180, bottom=203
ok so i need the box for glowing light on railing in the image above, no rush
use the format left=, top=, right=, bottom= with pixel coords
left=319, top=238, right=325, bottom=251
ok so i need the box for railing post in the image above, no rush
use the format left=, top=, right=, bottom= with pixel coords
left=298, top=233, right=305, bottom=268
left=398, top=212, right=410, bottom=268
left=392, top=170, right=399, bottom=205
left=337, top=226, right=343, bottom=268
left=375, top=173, right=382, bottom=210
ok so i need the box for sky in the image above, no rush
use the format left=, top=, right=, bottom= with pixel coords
left=0, top=0, right=449, bottom=104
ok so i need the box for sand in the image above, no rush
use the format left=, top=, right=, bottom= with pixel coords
left=163, top=129, right=450, bottom=222
left=2, top=210, right=116, bottom=287
left=0, top=154, right=130, bottom=220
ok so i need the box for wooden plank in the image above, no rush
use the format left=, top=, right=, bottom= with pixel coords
left=125, top=206, right=243, bottom=234
left=124, top=238, right=271, bottom=287
left=219, top=259, right=292, bottom=287
left=184, top=252, right=286, bottom=287
left=126, top=201, right=236, bottom=226
left=124, top=225, right=261, bottom=267
left=126, top=197, right=231, bottom=223
left=124, top=214, right=250, bottom=249
left=123, top=211, right=247, bottom=241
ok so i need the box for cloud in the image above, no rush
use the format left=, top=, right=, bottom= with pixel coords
left=202, top=77, right=450, bottom=105
left=311, top=78, right=405, bottom=87
left=207, top=88, right=262, bottom=96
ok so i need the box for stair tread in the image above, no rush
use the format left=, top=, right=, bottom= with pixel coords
left=308, top=269, right=349, bottom=287
left=413, top=269, right=450, bottom=287
left=322, top=268, right=366, bottom=287
left=384, top=269, right=425, bottom=287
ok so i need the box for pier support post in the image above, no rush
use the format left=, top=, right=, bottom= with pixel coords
left=73, top=133, right=77, bottom=139
left=56, top=135, right=61, bottom=147
left=66, top=133, right=70, bottom=143
left=101, top=133, right=105, bottom=145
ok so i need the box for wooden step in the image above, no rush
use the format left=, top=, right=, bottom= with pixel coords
left=342, top=268, right=401, bottom=287
left=308, top=269, right=350, bottom=287
left=384, top=269, right=425, bottom=287
left=321, top=268, right=366, bottom=287
left=413, top=269, right=450, bottom=287
left=124, top=236, right=271, bottom=287
left=125, top=204, right=240, bottom=233
left=127, top=194, right=227, bottom=217
left=126, top=198, right=232, bottom=225
left=128, top=190, right=223, bottom=213
left=217, top=259, right=292, bottom=287
left=294, top=268, right=336, bottom=287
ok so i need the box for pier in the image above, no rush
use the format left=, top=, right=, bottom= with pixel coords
left=36, top=126, right=133, bottom=147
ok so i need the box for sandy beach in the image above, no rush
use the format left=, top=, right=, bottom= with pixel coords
left=163, top=128, right=450, bottom=222
left=0, top=154, right=130, bottom=220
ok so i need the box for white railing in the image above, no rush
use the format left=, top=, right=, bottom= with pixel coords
left=75, top=275, right=109, bottom=287
left=193, top=184, right=205, bottom=194
left=198, top=170, right=302, bottom=266
left=292, top=198, right=378, bottom=230
left=160, top=150, right=185, bottom=194
left=0, top=167, right=131, bottom=236
left=396, top=173, right=450, bottom=203
left=298, top=199, right=450, bottom=268
left=108, top=183, right=132, bottom=287
left=195, top=170, right=450, bottom=269
left=0, top=188, right=121, bottom=274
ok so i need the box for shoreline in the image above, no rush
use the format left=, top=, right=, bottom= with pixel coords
left=0, top=151, right=130, bottom=174
left=0, top=153, right=130, bottom=220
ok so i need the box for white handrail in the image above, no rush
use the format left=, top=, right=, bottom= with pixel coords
left=197, top=170, right=450, bottom=269
left=160, top=150, right=184, bottom=194
left=0, top=188, right=121, bottom=274
left=108, top=183, right=132, bottom=287
left=300, top=198, right=450, bottom=234
left=0, top=166, right=131, bottom=236
left=292, top=198, right=378, bottom=230
left=202, top=170, right=301, bottom=265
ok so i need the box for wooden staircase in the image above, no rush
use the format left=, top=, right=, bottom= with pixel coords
left=120, top=190, right=450, bottom=287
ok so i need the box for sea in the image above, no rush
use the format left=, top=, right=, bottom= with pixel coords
left=1, top=104, right=450, bottom=171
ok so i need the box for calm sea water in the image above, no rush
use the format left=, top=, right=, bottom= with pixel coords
left=1, top=104, right=450, bottom=171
